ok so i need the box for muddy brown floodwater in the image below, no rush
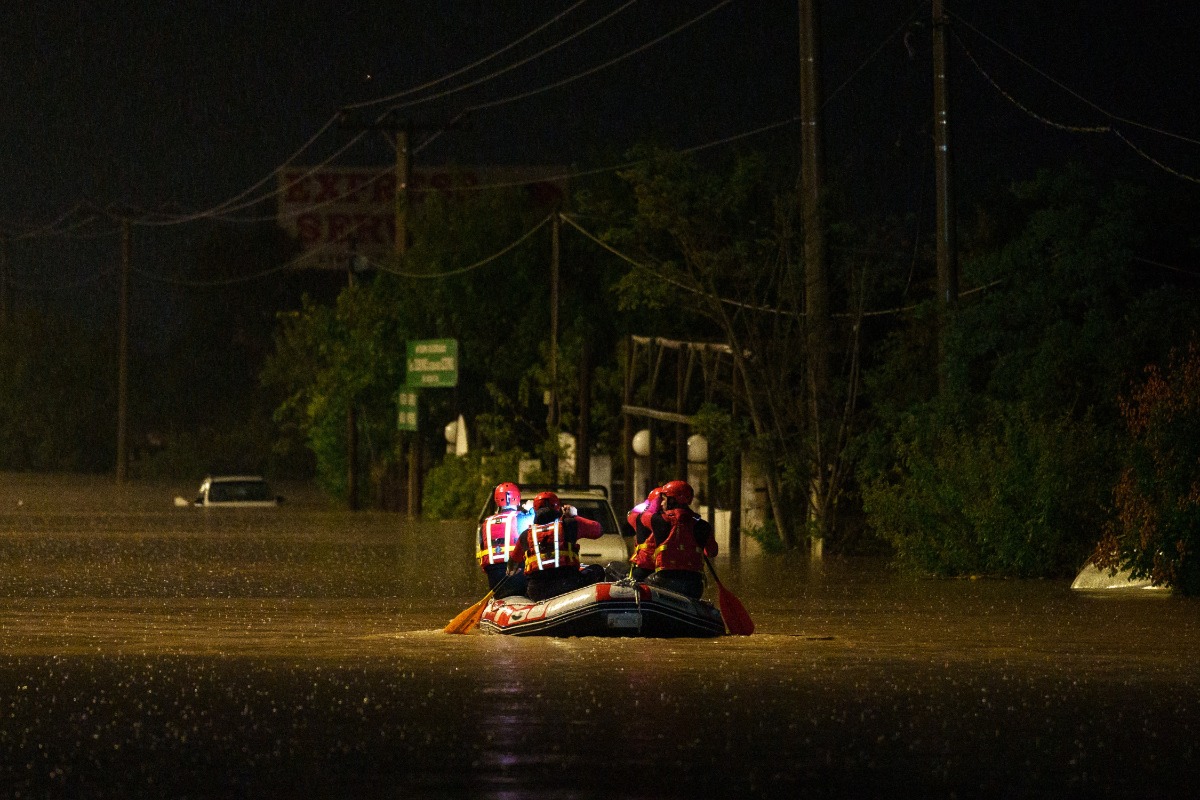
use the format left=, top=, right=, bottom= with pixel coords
left=1, top=473, right=1197, bottom=799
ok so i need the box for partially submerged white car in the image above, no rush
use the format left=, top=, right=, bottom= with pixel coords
left=475, top=484, right=630, bottom=565
left=175, top=475, right=282, bottom=508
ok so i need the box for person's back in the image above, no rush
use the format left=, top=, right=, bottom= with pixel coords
left=509, top=491, right=605, bottom=601
left=644, top=480, right=716, bottom=599
left=477, top=482, right=531, bottom=598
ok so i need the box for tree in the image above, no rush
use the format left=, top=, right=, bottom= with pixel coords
left=262, top=183, right=574, bottom=505
left=584, top=146, right=865, bottom=549
left=858, top=166, right=1200, bottom=577
left=1094, top=343, right=1200, bottom=594
left=0, top=309, right=114, bottom=471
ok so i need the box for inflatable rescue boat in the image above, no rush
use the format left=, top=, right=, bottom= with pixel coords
left=478, top=578, right=726, bottom=637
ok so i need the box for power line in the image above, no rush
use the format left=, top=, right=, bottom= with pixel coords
left=463, top=1, right=733, bottom=114
left=948, top=12, right=1200, bottom=185
left=123, top=5, right=601, bottom=225
left=370, top=0, right=640, bottom=113
left=101, top=2, right=728, bottom=228
left=340, top=0, right=593, bottom=112
left=367, top=213, right=553, bottom=279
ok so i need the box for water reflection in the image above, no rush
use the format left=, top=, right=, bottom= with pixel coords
left=1, top=474, right=1197, bottom=797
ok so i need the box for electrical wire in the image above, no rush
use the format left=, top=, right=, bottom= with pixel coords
left=368, top=213, right=552, bottom=279
left=375, top=0, right=640, bottom=113
left=2, top=265, right=117, bottom=293
left=463, top=1, right=733, bottom=114
left=823, top=1, right=928, bottom=109
left=340, top=0, right=593, bottom=111
left=126, top=4, right=597, bottom=223
left=948, top=12, right=1200, bottom=184
left=101, top=1, right=724, bottom=227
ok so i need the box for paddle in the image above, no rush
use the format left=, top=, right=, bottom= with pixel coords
left=703, top=555, right=754, bottom=636
left=444, top=573, right=511, bottom=635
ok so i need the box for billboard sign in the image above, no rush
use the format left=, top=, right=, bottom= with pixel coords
left=276, top=166, right=565, bottom=270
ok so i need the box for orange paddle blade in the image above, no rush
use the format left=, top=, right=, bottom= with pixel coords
left=716, top=582, right=755, bottom=636
left=704, top=555, right=754, bottom=636
left=443, top=590, right=494, bottom=635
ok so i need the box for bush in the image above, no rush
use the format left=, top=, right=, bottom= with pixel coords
left=421, top=450, right=523, bottom=520
left=1093, top=344, right=1200, bottom=594
left=742, top=520, right=786, bottom=554
left=861, top=401, right=1113, bottom=578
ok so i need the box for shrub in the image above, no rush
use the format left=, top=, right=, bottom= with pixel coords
left=421, top=449, right=523, bottom=520
left=861, top=400, right=1112, bottom=578
left=1093, top=344, right=1200, bottom=594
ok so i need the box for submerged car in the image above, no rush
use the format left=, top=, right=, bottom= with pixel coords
left=177, top=475, right=282, bottom=508
left=475, top=484, right=630, bottom=565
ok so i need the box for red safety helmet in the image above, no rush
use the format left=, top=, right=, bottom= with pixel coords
left=532, top=491, right=562, bottom=515
left=647, top=486, right=663, bottom=503
left=660, top=480, right=694, bottom=506
left=493, top=482, right=521, bottom=509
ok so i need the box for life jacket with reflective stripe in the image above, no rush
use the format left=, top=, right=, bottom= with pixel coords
left=477, top=510, right=520, bottom=568
left=524, top=519, right=580, bottom=573
left=654, top=509, right=704, bottom=573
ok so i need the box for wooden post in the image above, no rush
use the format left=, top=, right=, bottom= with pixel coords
left=622, top=336, right=635, bottom=511
left=116, top=219, right=130, bottom=483
left=933, top=0, right=959, bottom=392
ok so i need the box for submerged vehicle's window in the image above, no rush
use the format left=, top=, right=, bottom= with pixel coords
left=208, top=481, right=272, bottom=502
left=570, top=499, right=615, bottom=533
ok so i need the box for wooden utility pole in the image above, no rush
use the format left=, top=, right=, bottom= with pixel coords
left=799, top=0, right=831, bottom=544
left=933, top=0, right=959, bottom=390
left=549, top=210, right=561, bottom=481
left=116, top=219, right=131, bottom=483
left=0, top=236, right=8, bottom=326
left=346, top=246, right=360, bottom=511
left=675, top=351, right=687, bottom=478
left=577, top=338, right=591, bottom=484
left=622, top=336, right=635, bottom=511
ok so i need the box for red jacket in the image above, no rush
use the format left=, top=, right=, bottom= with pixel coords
left=477, top=509, right=524, bottom=569
left=647, top=507, right=717, bottom=573
left=511, top=513, right=603, bottom=574
left=628, top=496, right=661, bottom=571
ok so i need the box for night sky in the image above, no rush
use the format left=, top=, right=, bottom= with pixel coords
left=2, top=1, right=1198, bottom=313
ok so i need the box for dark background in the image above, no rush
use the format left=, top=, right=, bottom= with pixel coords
left=2, top=1, right=1197, bottom=468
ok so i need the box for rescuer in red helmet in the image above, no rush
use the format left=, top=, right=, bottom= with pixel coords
left=507, top=491, right=605, bottom=601
left=626, top=486, right=662, bottom=581
left=638, top=479, right=717, bottom=599
left=476, top=482, right=532, bottom=599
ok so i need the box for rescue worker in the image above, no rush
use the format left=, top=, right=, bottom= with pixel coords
left=627, top=486, right=662, bottom=581
left=641, top=479, right=717, bottom=599
left=476, top=482, right=532, bottom=599
left=507, top=491, right=605, bottom=601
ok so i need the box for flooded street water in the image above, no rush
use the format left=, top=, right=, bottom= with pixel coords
left=1, top=474, right=1197, bottom=799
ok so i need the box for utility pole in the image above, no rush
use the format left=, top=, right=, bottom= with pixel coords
left=799, top=0, right=831, bottom=547
left=346, top=240, right=359, bottom=511
left=549, top=210, right=561, bottom=482
left=116, top=219, right=131, bottom=483
left=577, top=338, right=591, bottom=484
left=340, top=111, right=470, bottom=516
left=0, top=236, right=8, bottom=326
left=933, top=0, right=959, bottom=392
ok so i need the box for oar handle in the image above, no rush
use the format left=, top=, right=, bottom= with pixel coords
left=703, top=554, right=723, bottom=587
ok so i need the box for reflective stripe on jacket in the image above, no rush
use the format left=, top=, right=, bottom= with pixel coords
left=477, top=510, right=521, bottom=568
left=653, top=509, right=706, bottom=573
left=524, top=519, right=581, bottom=573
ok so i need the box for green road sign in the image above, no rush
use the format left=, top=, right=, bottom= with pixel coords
left=406, top=338, right=458, bottom=388
left=396, top=389, right=419, bottom=431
